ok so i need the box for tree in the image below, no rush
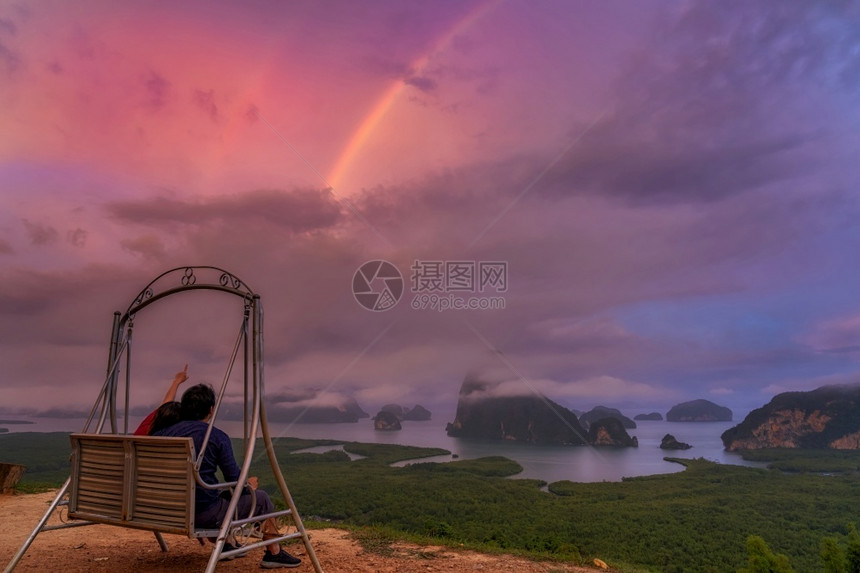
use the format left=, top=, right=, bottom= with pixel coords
left=821, top=536, right=847, bottom=573
left=738, top=535, right=793, bottom=573
left=847, top=524, right=860, bottom=573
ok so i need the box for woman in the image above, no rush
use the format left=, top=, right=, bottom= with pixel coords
left=133, top=365, right=188, bottom=435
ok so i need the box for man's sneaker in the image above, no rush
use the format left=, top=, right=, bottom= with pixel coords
left=219, top=542, right=248, bottom=561
left=260, top=549, right=302, bottom=569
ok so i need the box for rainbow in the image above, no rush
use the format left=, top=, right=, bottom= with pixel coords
left=326, top=0, right=501, bottom=193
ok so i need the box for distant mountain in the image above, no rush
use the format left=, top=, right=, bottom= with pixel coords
left=378, top=403, right=432, bottom=421
left=634, top=412, right=663, bottom=421
left=265, top=392, right=369, bottom=424
left=666, top=399, right=732, bottom=422
left=380, top=404, right=405, bottom=418
left=403, top=405, right=431, bottom=421
left=722, top=384, right=860, bottom=451
left=446, top=377, right=589, bottom=446
left=579, top=406, right=636, bottom=429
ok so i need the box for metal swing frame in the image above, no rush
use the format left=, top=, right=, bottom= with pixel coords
left=4, top=266, right=323, bottom=573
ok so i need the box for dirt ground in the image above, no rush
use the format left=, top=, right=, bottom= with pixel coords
left=0, top=491, right=605, bottom=572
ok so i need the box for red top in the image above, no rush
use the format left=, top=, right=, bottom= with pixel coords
left=134, top=409, right=157, bottom=435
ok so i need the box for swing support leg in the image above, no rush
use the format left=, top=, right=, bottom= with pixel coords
left=154, top=532, right=168, bottom=552
left=3, top=479, right=70, bottom=573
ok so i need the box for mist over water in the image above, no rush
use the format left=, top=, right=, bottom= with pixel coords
left=263, top=418, right=764, bottom=483
left=5, top=413, right=764, bottom=483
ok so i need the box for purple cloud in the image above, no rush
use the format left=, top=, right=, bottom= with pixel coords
left=119, top=235, right=166, bottom=260
left=537, top=0, right=860, bottom=206
left=67, top=228, right=87, bottom=248
left=143, top=71, right=171, bottom=110
left=22, top=219, right=59, bottom=246
left=405, top=75, right=437, bottom=92
left=107, top=188, right=344, bottom=233
left=0, top=41, right=20, bottom=75
left=192, top=88, right=218, bottom=122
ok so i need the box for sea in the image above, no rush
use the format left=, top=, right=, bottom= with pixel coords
left=1, top=412, right=766, bottom=484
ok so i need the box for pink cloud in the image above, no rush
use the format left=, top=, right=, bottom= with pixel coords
left=802, top=315, right=860, bottom=354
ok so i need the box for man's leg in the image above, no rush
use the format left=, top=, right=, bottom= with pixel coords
left=250, top=490, right=302, bottom=569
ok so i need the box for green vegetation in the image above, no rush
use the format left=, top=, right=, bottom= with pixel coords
left=818, top=524, right=860, bottom=573
left=5, top=433, right=860, bottom=572
left=0, top=432, right=71, bottom=485
left=402, top=455, right=525, bottom=477
left=738, top=448, right=860, bottom=473
left=341, top=442, right=449, bottom=463
left=738, top=535, right=793, bottom=573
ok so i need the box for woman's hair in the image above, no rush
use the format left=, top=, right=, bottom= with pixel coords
left=148, top=401, right=182, bottom=435
left=180, top=383, right=216, bottom=421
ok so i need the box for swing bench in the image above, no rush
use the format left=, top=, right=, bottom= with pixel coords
left=4, top=266, right=324, bottom=573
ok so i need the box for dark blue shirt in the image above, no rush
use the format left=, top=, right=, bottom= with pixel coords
left=154, top=420, right=240, bottom=512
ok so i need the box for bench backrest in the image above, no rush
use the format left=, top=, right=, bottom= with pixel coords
left=68, top=433, right=197, bottom=536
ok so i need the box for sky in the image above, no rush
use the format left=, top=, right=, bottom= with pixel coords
left=2, top=0, right=860, bottom=422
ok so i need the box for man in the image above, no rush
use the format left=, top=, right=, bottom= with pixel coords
left=156, top=380, right=301, bottom=569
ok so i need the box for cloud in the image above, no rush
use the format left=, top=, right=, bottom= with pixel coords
left=192, top=88, right=218, bottom=122
left=458, top=373, right=667, bottom=404
left=203, top=389, right=368, bottom=423
left=1, top=1, right=858, bottom=418
left=760, top=373, right=860, bottom=399
left=68, top=25, right=102, bottom=61
left=120, top=235, right=167, bottom=260
left=709, top=387, right=735, bottom=396
left=22, top=219, right=59, bottom=246
left=802, top=314, right=860, bottom=354
left=0, top=41, right=20, bottom=75
left=405, top=75, right=437, bottom=93
left=0, top=18, right=16, bottom=35
left=143, top=71, right=171, bottom=110
left=107, top=188, right=344, bottom=233
left=431, top=63, right=500, bottom=96
left=0, top=16, right=20, bottom=75
left=67, top=228, right=87, bottom=248
left=546, top=129, right=809, bottom=206
left=538, top=1, right=860, bottom=207
left=528, top=316, right=636, bottom=349
left=0, top=264, right=128, bottom=314
left=268, top=389, right=357, bottom=409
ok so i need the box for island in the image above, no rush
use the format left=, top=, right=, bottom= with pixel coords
left=265, top=392, right=369, bottom=423
left=373, top=410, right=402, bottom=431
left=446, top=377, right=588, bottom=445
left=379, top=403, right=432, bottom=421
left=579, top=406, right=636, bottom=429
left=445, top=377, right=638, bottom=447
left=634, top=412, right=663, bottom=421
left=660, top=434, right=692, bottom=450
left=588, top=418, right=638, bottom=447
left=721, top=384, right=860, bottom=451
left=403, top=405, right=432, bottom=421
left=0, top=419, right=35, bottom=434
left=666, top=399, right=732, bottom=422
